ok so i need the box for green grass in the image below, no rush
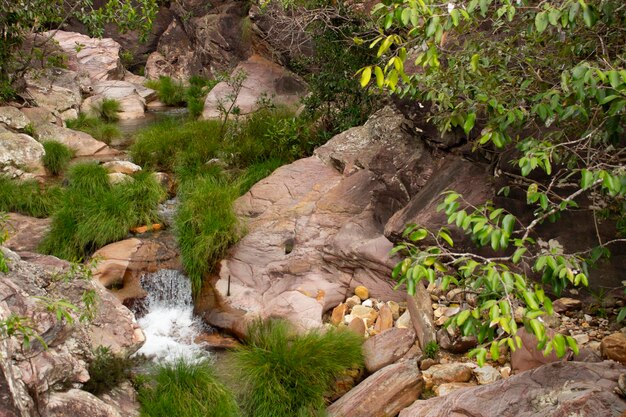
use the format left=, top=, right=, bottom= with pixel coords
left=66, top=114, right=121, bottom=144
left=84, top=346, right=137, bottom=395
left=138, top=359, right=240, bottom=417
left=175, top=174, right=240, bottom=295
left=0, top=176, right=63, bottom=218
left=93, top=98, right=122, bottom=122
left=146, top=76, right=186, bottom=106
left=42, top=141, right=73, bottom=176
left=39, top=163, right=164, bottom=260
left=232, top=319, right=364, bottom=417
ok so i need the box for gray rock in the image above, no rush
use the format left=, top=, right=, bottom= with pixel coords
left=0, top=132, right=45, bottom=174
left=0, top=107, right=31, bottom=130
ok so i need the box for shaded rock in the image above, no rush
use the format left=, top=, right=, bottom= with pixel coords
left=202, top=54, right=306, bottom=119
left=422, top=363, right=473, bottom=390
left=0, top=106, right=31, bottom=130
left=44, top=31, right=123, bottom=81
left=37, top=123, right=112, bottom=157
left=0, top=132, right=45, bottom=174
left=399, top=361, right=626, bottom=417
left=5, top=213, right=51, bottom=253
left=194, top=333, right=239, bottom=350
left=24, top=69, right=85, bottom=116
left=345, top=295, right=361, bottom=309
left=420, top=358, right=438, bottom=371
left=347, top=317, right=366, bottom=336
left=601, top=332, right=626, bottom=365
left=327, top=360, right=423, bottom=417
left=396, top=310, right=411, bottom=329
left=436, top=328, right=477, bottom=354
left=96, top=381, right=139, bottom=417
left=144, top=20, right=203, bottom=81
left=434, top=382, right=476, bottom=396
left=44, top=389, right=122, bottom=417
left=363, top=327, right=417, bottom=373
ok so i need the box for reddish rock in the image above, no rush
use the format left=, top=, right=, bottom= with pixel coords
left=5, top=213, right=51, bottom=253
left=601, top=332, right=626, bottom=365
left=363, top=327, right=417, bottom=373
left=347, top=317, right=366, bottom=337
left=374, top=304, right=394, bottom=333
left=511, top=328, right=561, bottom=373
left=327, top=360, right=423, bottom=417
left=422, top=363, right=473, bottom=390
left=330, top=303, right=347, bottom=326
left=399, top=361, right=626, bottom=417
left=406, top=283, right=436, bottom=349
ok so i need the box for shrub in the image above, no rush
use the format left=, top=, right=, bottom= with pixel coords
left=83, top=346, right=136, bottom=395
left=138, top=359, right=240, bottom=417
left=0, top=176, right=63, bottom=218
left=39, top=163, right=164, bottom=260
left=42, top=141, right=73, bottom=176
left=175, top=174, right=240, bottom=295
left=145, top=76, right=186, bottom=106
left=232, top=319, right=363, bottom=417
left=92, top=98, right=122, bottom=122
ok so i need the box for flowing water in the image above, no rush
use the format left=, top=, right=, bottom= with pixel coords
left=134, top=269, right=209, bottom=363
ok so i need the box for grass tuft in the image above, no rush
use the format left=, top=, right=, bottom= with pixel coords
left=0, top=176, right=63, bottom=218
left=42, top=141, right=73, bottom=176
left=93, top=98, right=122, bottom=122
left=232, top=319, right=364, bottom=417
left=138, top=359, right=240, bottom=417
left=145, top=76, right=186, bottom=106
left=84, top=346, right=137, bottom=395
left=65, top=113, right=121, bottom=144
left=39, top=163, right=164, bottom=260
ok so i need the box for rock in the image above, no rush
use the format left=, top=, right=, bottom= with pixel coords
left=420, top=358, right=438, bottom=371
left=108, top=173, right=132, bottom=185
left=436, top=329, right=477, bottom=354
left=20, top=107, right=56, bottom=127
left=36, top=123, right=111, bottom=157
left=0, top=132, right=45, bottom=174
left=500, top=366, right=511, bottom=379
left=347, top=317, right=366, bottom=336
left=601, top=332, right=626, bottom=365
left=387, top=300, right=400, bottom=320
left=327, top=360, right=423, bottom=417
left=362, top=298, right=374, bottom=308
left=331, top=303, right=347, bottom=326
left=407, top=283, right=437, bottom=349
left=396, top=310, right=411, bottom=329
left=24, top=70, right=84, bottom=116
left=511, top=328, right=560, bottom=373
left=398, top=361, right=626, bottom=417
left=345, top=295, right=361, bottom=309
left=351, top=305, right=378, bottom=327
left=97, top=381, right=140, bottom=417
left=44, top=31, right=123, bottom=81
left=102, top=161, right=142, bottom=175
left=422, top=363, right=473, bottom=390
left=354, top=285, right=369, bottom=300
left=83, top=81, right=149, bottom=120
left=434, top=382, right=476, bottom=396
left=0, top=106, right=31, bottom=130
left=363, top=327, right=417, bottom=373
left=573, top=333, right=590, bottom=345
left=472, top=365, right=501, bottom=385
left=552, top=297, right=582, bottom=313
left=374, top=304, right=394, bottom=333
left=202, top=54, right=306, bottom=119
left=4, top=213, right=51, bottom=253
left=44, top=389, right=122, bottom=417
left=194, top=333, right=239, bottom=350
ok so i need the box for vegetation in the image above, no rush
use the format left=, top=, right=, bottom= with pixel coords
left=66, top=113, right=122, bottom=144
left=0, top=176, right=63, bottom=218
left=0, top=211, right=9, bottom=273
left=232, top=319, right=363, bottom=417
left=39, top=163, right=164, bottom=261
left=363, top=0, right=626, bottom=363
left=42, top=141, right=73, bottom=176
left=423, top=341, right=439, bottom=359
left=84, top=346, right=138, bottom=395
left=138, top=359, right=241, bottom=417
left=145, top=75, right=218, bottom=117
left=146, top=76, right=186, bottom=106
left=92, top=98, right=122, bottom=122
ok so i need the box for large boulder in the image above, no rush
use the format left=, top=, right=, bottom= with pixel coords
left=399, top=361, right=626, bottom=417
left=43, top=389, right=122, bottom=417
left=0, top=107, right=31, bottom=130
left=36, top=123, right=115, bottom=157
left=81, top=80, right=155, bottom=120
left=4, top=213, right=51, bottom=253
left=197, top=107, right=432, bottom=335
left=24, top=68, right=87, bottom=119
left=327, top=360, right=424, bottom=417
left=201, top=54, right=306, bottom=119
left=0, top=132, right=45, bottom=176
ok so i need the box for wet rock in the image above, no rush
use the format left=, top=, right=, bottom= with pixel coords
left=601, top=332, right=626, bottom=365
left=202, top=54, right=306, bottom=119
left=363, top=327, right=417, bottom=373
left=327, top=360, right=423, bottom=417
left=399, top=361, right=626, bottom=417
left=422, top=363, right=473, bottom=390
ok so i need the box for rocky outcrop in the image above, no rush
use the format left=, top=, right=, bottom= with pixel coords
left=327, top=360, right=424, bottom=417
left=399, top=361, right=626, bottom=417
left=81, top=80, right=155, bottom=120
left=201, top=54, right=306, bottom=119
left=0, top=107, right=31, bottom=131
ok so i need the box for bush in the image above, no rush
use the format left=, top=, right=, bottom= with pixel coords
left=175, top=174, right=240, bottom=295
left=0, top=176, right=63, bottom=218
left=232, top=319, right=363, bottom=417
left=83, top=346, right=136, bottom=395
left=93, top=98, right=122, bottom=122
left=138, top=359, right=240, bottom=417
left=66, top=113, right=121, bottom=144
left=39, top=163, right=164, bottom=260
left=146, top=76, right=186, bottom=106
left=42, top=141, right=73, bottom=176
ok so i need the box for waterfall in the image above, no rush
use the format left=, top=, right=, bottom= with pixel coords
left=134, top=269, right=208, bottom=363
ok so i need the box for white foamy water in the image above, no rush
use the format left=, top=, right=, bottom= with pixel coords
left=134, top=269, right=208, bottom=363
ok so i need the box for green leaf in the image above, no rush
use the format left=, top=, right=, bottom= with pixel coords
left=360, top=66, right=372, bottom=88
left=439, top=230, right=454, bottom=247
left=553, top=333, right=566, bottom=357
left=608, top=71, right=621, bottom=89
left=470, top=54, right=480, bottom=72
left=464, top=112, right=476, bottom=135
left=401, top=7, right=411, bottom=26
left=450, top=8, right=460, bottom=26
left=535, top=12, right=549, bottom=33
left=580, top=169, right=594, bottom=189
left=490, top=341, right=500, bottom=361
left=617, top=307, right=626, bottom=323
left=425, top=16, right=440, bottom=37
left=456, top=309, right=471, bottom=326
left=502, top=214, right=515, bottom=235
left=409, top=229, right=428, bottom=241
left=566, top=335, right=580, bottom=355
left=374, top=66, right=384, bottom=88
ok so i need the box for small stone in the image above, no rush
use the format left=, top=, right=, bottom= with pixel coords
left=362, top=299, right=374, bottom=308
left=374, top=304, right=394, bottom=333
left=331, top=303, right=347, bottom=326
left=473, top=365, right=501, bottom=385
left=600, top=332, right=626, bottom=365
left=435, top=382, right=476, bottom=397
left=582, top=322, right=590, bottom=328
left=552, top=297, right=582, bottom=313
left=347, top=317, right=366, bottom=337
left=344, top=314, right=353, bottom=325
left=573, top=333, right=590, bottom=345
left=500, top=366, right=511, bottom=379
left=396, top=310, right=411, bottom=329
left=351, top=305, right=378, bottom=326
left=422, top=363, right=473, bottom=390
left=584, top=314, right=593, bottom=322
left=387, top=301, right=400, bottom=320
left=420, top=358, right=438, bottom=371
left=354, top=286, right=369, bottom=301
left=345, top=295, right=361, bottom=309
left=446, top=288, right=465, bottom=302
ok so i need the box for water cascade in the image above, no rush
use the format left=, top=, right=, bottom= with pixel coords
left=134, top=269, right=208, bottom=362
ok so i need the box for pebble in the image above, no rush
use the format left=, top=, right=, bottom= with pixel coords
left=500, top=366, right=511, bottom=379
left=362, top=299, right=374, bottom=308
left=395, top=310, right=411, bottom=329
left=354, top=286, right=369, bottom=301
left=573, top=333, right=590, bottom=345
left=345, top=295, right=361, bottom=309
